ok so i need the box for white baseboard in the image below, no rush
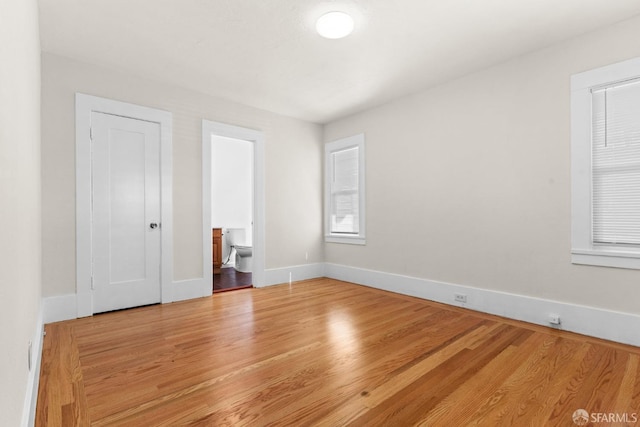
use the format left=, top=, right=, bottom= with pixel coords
left=43, top=293, right=77, bottom=323
left=43, top=263, right=326, bottom=323
left=263, top=263, right=325, bottom=287
left=325, top=263, right=640, bottom=347
left=42, top=263, right=640, bottom=347
left=172, top=278, right=210, bottom=302
left=22, top=304, right=44, bottom=427
left=43, top=278, right=213, bottom=324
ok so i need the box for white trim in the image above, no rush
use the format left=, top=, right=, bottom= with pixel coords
left=202, top=120, right=266, bottom=288
left=43, top=261, right=640, bottom=346
left=43, top=294, right=77, bottom=323
left=42, top=262, right=320, bottom=322
left=325, top=263, right=640, bottom=347
left=572, top=57, right=640, bottom=90
left=324, top=134, right=366, bottom=245
left=202, top=121, right=213, bottom=298
left=43, top=278, right=209, bottom=324
left=571, top=57, right=640, bottom=270
left=572, top=248, right=640, bottom=269
left=172, top=278, right=208, bottom=302
left=75, top=94, right=173, bottom=315
left=263, top=263, right=326, bottom=286
left=21, top=304, right=43, bottom=427
left=325, top=235, right=366, bottom=245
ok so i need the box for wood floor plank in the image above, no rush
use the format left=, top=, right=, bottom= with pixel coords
left=508, top=338, right=591, bottom=426
left=36, top=278, right=640, bottom=426
left=417, top=331, right=547, bottom=426
left=347, top=325, right=533, bottom=425
left=35, top=323, right=90, bottom=426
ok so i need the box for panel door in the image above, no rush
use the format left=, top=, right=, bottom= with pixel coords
left=91, top=112, right=161, bottom=313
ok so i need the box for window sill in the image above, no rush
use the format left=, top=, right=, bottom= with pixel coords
left=325, top=235, right=366, bottom=245
left=572, top=247, right=640, bottom=270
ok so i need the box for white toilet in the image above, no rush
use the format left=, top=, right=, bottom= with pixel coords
left=227, top=228, right=252, bottom=273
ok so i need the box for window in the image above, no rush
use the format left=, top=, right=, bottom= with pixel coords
left=325, top=134, right=365, bottom=244
left=571, top=57, right=640, bottom=269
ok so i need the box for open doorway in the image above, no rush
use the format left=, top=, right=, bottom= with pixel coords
left=212, top=135, right=253, bottom=292
left=202, top=120, right=265, bottom=295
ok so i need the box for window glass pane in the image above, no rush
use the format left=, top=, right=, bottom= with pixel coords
left=330, top=147, right=359, bottom=234
left=592, top=80, right=640, bottom=245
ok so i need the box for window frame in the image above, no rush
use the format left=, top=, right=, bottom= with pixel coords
left=324, top=133, right=366, bottom=245
left=571, top=57, right=640, bottom=270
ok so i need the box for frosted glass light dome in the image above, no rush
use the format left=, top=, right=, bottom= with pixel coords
left=316, top=11, right=354, bottom=39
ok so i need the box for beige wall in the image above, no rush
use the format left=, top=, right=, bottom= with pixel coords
left=41, top=53, right=323, bottom=297
left=0, top=0, right=42, bottom=424
left=324, top=15, right=640, bottom=315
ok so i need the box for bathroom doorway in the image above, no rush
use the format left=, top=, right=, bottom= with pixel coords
left=202, top=119, right=265, bottom=295
left=211, top=135, right=253, bottom=292
left=211, top=135, right=254, bottom=292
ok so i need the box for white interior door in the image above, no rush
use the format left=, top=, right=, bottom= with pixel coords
left=91, top=111, right=161, bottom=313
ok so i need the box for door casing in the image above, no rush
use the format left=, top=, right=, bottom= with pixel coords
left=75, top=93, right=173, bottom=317
left=202, top=120, right=266, bottom=290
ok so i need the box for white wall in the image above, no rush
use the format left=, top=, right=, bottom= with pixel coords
left=41, top=53, right=324, bottom=297
left=324, top=15, right=640, bottom=316
left=212, top=135, right=253, bottom=263
left=211, top=135, right=253, bottom=230
left=0, top=0, right=42, bottom=425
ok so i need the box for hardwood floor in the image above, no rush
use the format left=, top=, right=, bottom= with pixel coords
left=36, top=278, right=640, bottom=426
left=213, top=267, right=252, bottom=293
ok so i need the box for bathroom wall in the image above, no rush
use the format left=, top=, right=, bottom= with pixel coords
left=41, top=52, right=324, bottom=297
left=212, top=135, right=253, bottom=263
left=0, top=0, right=42, bottom=424
left=323, top=15, right=640, bottom=316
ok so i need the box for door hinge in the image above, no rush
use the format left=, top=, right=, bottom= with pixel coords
left=90, top=276, right=94, bottom=290
left=89, top=127, right=93, bottom=141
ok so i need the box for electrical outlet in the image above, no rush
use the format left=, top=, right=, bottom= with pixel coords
left=549, top=314, right=561, bottom=325
left=454, top=293, right=467, bottom=303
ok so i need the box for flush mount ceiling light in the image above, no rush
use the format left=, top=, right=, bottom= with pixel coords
left=316, top=11, right=354, bottom=39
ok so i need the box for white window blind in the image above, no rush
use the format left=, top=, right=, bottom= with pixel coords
left=591, top=79, right=640, bottom=246
left=330, top=146, right=359, bottom=234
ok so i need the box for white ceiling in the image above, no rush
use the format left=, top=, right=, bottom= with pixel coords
left=38, top=0, right=640, bottom=124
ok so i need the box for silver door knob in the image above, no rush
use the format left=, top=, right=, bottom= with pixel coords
left=150, top=223, right=158, bottom=229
